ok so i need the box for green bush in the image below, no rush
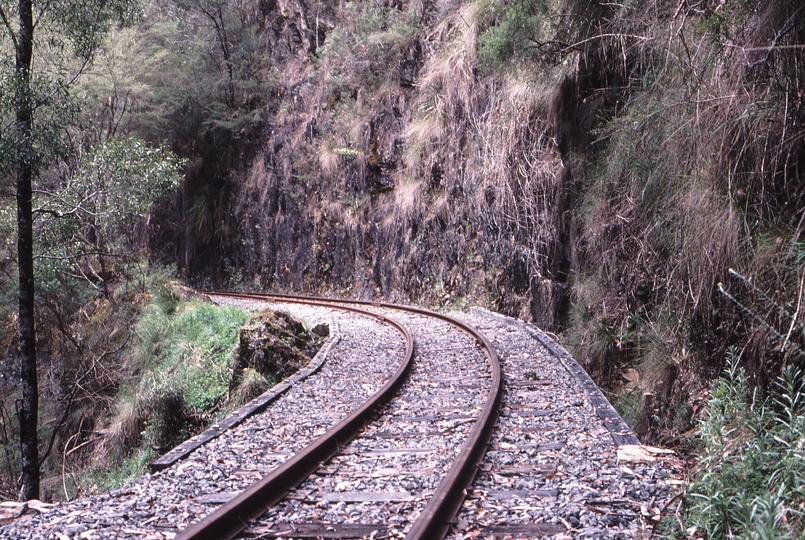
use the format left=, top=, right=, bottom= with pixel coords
left=477, top=0, right=547, bottom=70
left=85, top=289, right=250, bottom=492
left=689, top=351, right=805, bottom=539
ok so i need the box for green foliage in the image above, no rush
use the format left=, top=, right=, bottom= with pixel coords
left=82, top=288, right=248, bottom=489
left=72, top=138, right=182, bottom=218
left=315, top=0, right=419, bottom=94
left=615, top=388, right=643, bottom=426
left=89, top=446, right=157, bottom=494
left=0, top=72, right=75, bottom=177
left=477, top=0, right=547, bottom=70
left=65, top=0, right=282, bottom=277
left=77, top=0, right=275, bottom=147
left=133, top=294, right=249, bottom=412
left=689, top=352, right=805, bottom=538
left=232, top=368, right=274, bottom=405
left=0, top=200, right=14, bottom=293
left=696, top=0, right=755, bottom=43
left=0, top=0, right=141, bottom=175
left=0, top=262, right=178, bottom=499
left=34, top=136, right=182, bottom=291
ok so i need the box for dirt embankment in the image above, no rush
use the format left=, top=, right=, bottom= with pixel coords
left=232, top=309, right=327, bottom=387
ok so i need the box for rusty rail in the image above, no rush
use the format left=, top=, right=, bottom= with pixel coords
left=176, top=297, right=414, bottom=540
left=177, top=291, right=503, bottom=540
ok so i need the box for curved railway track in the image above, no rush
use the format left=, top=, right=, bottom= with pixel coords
left=0, top=299, right=410, bottom=539
left=0, top=291, right=681, bottom=540
left=189, top=291, right=503, bottom=540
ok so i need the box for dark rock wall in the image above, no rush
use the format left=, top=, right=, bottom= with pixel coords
left=187, top=0, right=586, bottom=333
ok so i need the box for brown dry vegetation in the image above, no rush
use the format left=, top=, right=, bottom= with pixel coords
left=188, top=0, right=804, bottom=446
left=0, top=273, right=158, bottom=500
left=229, top=0, right=574, bottom=316
left=563, top=0, right=805, bottom=444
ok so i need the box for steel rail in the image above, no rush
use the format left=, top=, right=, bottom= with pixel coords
left=176, top=296, right=415, bottom=540
left=203, top=291, right=503, bottom=540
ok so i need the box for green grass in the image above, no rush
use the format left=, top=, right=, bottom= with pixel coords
left=135, top=297, right=250, bottom=414
left=89, top=447, right=157, bottom=494
left=85, top=289, right=251, bottom=492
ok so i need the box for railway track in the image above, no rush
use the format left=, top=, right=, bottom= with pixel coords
left=0, top=299, right=410, bottom=539
left=445, top=309, right=679, bottom=539
left=191, top=292, right=503, bottom=540
left=0, top=292, right=681, bottom=540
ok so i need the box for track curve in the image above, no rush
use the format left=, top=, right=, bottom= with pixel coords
left=177, top=296, right=416, bottom=540
left=0, top=292, right=684, bottom=540
left=195, top=291, right=504, bottom=540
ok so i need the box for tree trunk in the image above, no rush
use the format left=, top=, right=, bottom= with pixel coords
left=16, top=0, right=39, bottom=501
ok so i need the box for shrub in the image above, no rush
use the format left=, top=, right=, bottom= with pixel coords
left=85, top=289, right=249, bottom=492
left=88, top=288, right=321, bottom=493
left=477, top=0, right=547, bottom=70
left=689, top=351, right=805, bottom=538
left=133, top=297, right=249, bottom=414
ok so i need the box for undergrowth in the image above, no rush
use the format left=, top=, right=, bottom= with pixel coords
left=689, top=351, right=805, bottom=539
left=84, top=289, right=249, bottom=493
left=134, top=297, right=249, bottom=413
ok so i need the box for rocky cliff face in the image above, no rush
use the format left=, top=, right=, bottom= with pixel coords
left=180, top=0, right=804, bottom=444
left=211, top=0, right=579, bottom=330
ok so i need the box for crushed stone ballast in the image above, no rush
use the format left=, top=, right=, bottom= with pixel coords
left=0, top=294, right=681, bottom=540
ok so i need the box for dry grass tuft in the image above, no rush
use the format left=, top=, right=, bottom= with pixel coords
left=394, top=179, right=424, bottom=217
left=409, top=2, right=480, bottom=146
left=318, top=141, right=342, bottom=180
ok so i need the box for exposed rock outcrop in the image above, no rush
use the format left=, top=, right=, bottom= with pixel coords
left=231, top=310, right=326, bottom=388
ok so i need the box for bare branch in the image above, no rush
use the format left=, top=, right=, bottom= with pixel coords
left=33, top=0, right=53, bottom=31
left=33, top=189, right=107, bottom=219
left=31, top=57, right=91, bottom=115
left=32, top=208, right=63, bottom=218
left=39, top=342, right=128, bottom=466
left=64, top=269, right=100, bottom=289
left=0, top=5, right=18, bottom=50
left=728, top=44, right=805, bottom=52
left=560, top=33, right=652, bottom=53
left=34, top=248, right=140, bottom=262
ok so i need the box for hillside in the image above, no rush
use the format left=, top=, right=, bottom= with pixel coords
left=135, top=0, right=803, bottom=447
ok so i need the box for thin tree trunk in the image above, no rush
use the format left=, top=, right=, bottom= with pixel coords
left=16, top=0, right=39, bottom=501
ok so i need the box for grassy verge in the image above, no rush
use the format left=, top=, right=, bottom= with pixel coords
left=82, top=288, right=250, bottom=492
